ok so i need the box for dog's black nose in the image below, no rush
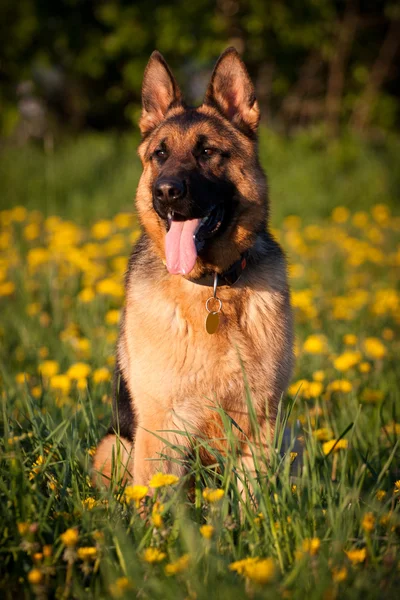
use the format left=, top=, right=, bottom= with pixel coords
left=154, top=178, right=186, bottom=203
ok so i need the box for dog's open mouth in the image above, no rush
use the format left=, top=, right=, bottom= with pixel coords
left=164, top=205, right=225, bottom=275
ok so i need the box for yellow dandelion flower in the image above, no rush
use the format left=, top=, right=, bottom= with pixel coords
left=364, top=337, right=386, bottom=360
left=313, top=428, right=334, bottom=441
left=345, top=548, right=366, bottom=564
left=38, top=360, right=59, bottom=379
left=96, top=278, right=124, bottom=298
left=333, top=351, right=362, bottom=372
left=303, top=334, right=327, bottom=354
left=15, top=372, right=29, bottom=384
left=361, top=389, right=384, bottom=404
left=331, top=206, right=349, bottom=223
left=343, top=334, right=357, bottom=346
left=17, top=522, right=30, bottom=536
left=327, top=379, right=352, bottom=394
left=165, top=554, right=190, bottom=576
left=382, top=422, right=400, bottom=436
left=230, top=557, right=259, bottom=575
left=142, top=547, right=166, bottom=563
left=375, top=490, right=386, bottom=501
left=312, top=370, right=325, bottom=382
left=200, top=524, right=214, bottom=539
left=27, top=568, right=43, bottom=585
left=361, top=512, right=375, bottom=532
left=109, top=577, right=133, bottom=597
left=322, top=439, right=348, bottom=455
left=332, top=566, right=348, bottom=583
left=91, top=220, right=113, bottom=240
left=202, top=487, right=225, bottom=503
left=244, top=558, right=275, bottom=584
left=78, top=287, right=95, bottom=303
left=49, top=374, right=71, bottom=395
left=31, top=386, right=42, bottom=399
left=77, top=547, right=97, bottom=561
left=43, top=545, right=53, bottom=558
left=0, top=281, right=15, bottom=296
left=152, top=502, right=164, bottom=528
left=29, top=455, right=44, bottom=479
left=302, top=537, right=320, bottom=555
left=359, top=362, right=371, bottom=373
left=67, top=362, right=91, bottom=380
left=106, top=310, right=121, bottom=325
left=60, top=528, right=79, bottom=547
left=394, top=480, right=400, bottom=494
left=124, top=485, right=149, bottom=508
left=93, top=368, right=111, bottom=384
left=149, top=473, right=179, bottom=488
left=82, top=497, right=97, bottom=510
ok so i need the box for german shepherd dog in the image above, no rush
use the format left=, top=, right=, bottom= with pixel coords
left=93, top=48, right=294, bottom=487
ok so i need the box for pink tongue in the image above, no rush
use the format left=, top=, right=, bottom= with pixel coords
left=165, top=218, right=200, bottom=274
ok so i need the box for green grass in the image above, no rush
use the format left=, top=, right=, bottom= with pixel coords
left=0, top=131, right=399, bottom=598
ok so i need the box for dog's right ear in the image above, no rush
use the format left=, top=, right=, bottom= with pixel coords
left=139, top=51, right=182, bottom=136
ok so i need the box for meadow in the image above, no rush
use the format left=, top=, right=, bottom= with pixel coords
left=0, top=130, right=399, bottom=599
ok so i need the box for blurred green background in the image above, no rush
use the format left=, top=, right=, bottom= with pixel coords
left=1, top=0, right=400, bottom=221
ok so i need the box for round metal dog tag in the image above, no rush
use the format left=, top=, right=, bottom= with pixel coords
left=206, top=311, right=220, bottom=334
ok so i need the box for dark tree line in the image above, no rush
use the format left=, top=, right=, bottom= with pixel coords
left=1, top=0, right=399, bottom=139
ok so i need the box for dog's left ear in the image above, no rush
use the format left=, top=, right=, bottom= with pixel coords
left=140, top=51, right=182, bottom=136
left=204, top=47, right=260, bottom=134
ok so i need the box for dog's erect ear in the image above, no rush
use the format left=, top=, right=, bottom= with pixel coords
left=140, top=51, right=182, bottom=136
left=204, top=47, right=260, bottom=134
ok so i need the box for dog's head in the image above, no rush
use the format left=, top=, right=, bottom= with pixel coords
left=135, top=48, right=268, bottom=278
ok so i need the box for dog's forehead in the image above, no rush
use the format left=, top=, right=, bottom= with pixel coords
left=148, top=108, right=233, bottom=147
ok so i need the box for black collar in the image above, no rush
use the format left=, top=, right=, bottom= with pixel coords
left=188, top=249, right=251, bottom=287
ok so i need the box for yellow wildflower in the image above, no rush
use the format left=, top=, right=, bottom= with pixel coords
left=230, top=557, right=275, bottom=584
left=0, top=281, right=15, bottom=296
left=91, top=220, right=113, bottom=239
left=376, top=490, right=386, bottom=501
left=142, top=547, right=166, bottom=563
left=17, top=522, right=30, bottom=536
left=327, top=380, right=352, bottom=394
left=359, top=362, right=371, bottom=373
left=312, top=370, right=325, bottom=382
left=43, top=545, right=53, bottom=558
left=106, top=309, right=121, bottom=325
left=333, top=351, right=361, bottom=372
left=77, top=547, right=97, bottom=561
left=149, top=473, right=179, bottom=488
left=165, top=554, right=190, bottom=575
left=96, top=278, right=124, bottom=298
left=152, top=502, right=164, bottom=528
left=82, top=497, right=97, bottom=510
left=202, top=487, right=225, bottom=503
left=200, top=524, right=214, bottom=539
left=60, top=528, right=79, bottom=547
left=109, top=577, right=133, bottom=597
left=15, top=372, right=29, bottom=384
left=124, top=485, right=148, bottom=507
left=361, top=512, right=375, bottom=532
left=49, top=374, right=71, bottom=395
left=67, top=362, right=91, bottom=380
left=38, top=360, right=59, bottom=378
left=322, top=439, right=348, bottom=455
left=302, top=537, right=320, bottom=555
left=29, top=455, right=44, bottom=479
left=361, top=389, right=383, bottom=404
left=364, top=337, right=386, bottom=360
left=394, top=480, right=400, bottom=494
left=313, top=428, right=334, bottom=441
left=331, top=206, right=349, bottom=223
left=27, top=568, right=43, bottom=585
left=343, top=334, right=357, bottom=346
left=93, top=368, right=111, bottom=384
left=332, top=566, right=348, bottom=583
left=31, top=386, right=42, bottom=398
left=303, top=334, right=327, bottom=354
left=345, top=548, right=366, bottom=564
left=78, top=287, right=95, bottom=303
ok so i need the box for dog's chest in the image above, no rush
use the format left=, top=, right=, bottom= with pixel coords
left=122, top=281, right=282, bottom=410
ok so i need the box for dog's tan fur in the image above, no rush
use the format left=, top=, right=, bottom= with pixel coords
left=93, top=48, right=294, bottom=487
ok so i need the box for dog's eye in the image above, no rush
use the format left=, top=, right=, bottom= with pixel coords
left=154, top=148, right=167, bottom=159
left=202, top=148, right=216, bottom=157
